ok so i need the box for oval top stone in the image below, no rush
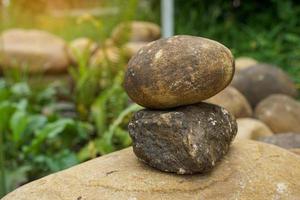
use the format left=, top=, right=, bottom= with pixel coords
left=124, top=35, right=234, bottom=109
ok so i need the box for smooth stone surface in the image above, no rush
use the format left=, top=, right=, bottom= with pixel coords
left=255, top=94, right=300, bottom=133
left=236, top=118, right=273, bottom=140
left=128, top=103, right=237, bottom=174
left=111, top=21, right=160, bottom=44
left=3, top=140, right=300, bottom=200
left=0, top=29, right=70, bottom=74
left=206, top=86, right=252, bottom=118
left=68, top=37, right=98, bottom=64
left=258, top=133, right=300, bottom=149
left=122, top=41, right=148, bottom=60
left=231, top=64, right=298, bottom=107
left=124, top=35, right=235, bottom=109
left=235, top=57, right=257, bottom=71
left=290, top=148, right=300, bottom=156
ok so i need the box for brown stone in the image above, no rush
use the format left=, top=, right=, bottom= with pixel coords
left=111, top=21, right=160, bottom=44
left=3, top=140, right=300, bottom=200
left=235, top=57, right=257, bottom=71
left=254, top=94, right=300, bottom=133
left=206, top=86, right=252, bottom=118
left=258, top=133, right=300, bottom=149
left=122, top=41, right=148, bottom=60
left=128, top=103, right=237, bottom=174
left=290, top=148, right=300, bottom=156
left=67, top=37, right=98, bottom=64
left=231, top=64, right=298, bottom=107
left=124, top=35, right=235, bottom=109
left=0, top=29, right=70, bottom=74
left=236, top=118, right=273, bottom=140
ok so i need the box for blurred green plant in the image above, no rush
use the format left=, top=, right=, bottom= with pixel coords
left=0, top=0, right=143, bottom=197
left=172, top=0, right=300, bottom=88
left=0, top=79, right=92, bottom=196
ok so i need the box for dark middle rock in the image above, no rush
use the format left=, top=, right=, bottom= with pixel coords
left=128, top=102, right=237, bottom=174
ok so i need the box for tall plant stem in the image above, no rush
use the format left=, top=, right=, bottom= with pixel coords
left=0, top=131, right=6, bottom=197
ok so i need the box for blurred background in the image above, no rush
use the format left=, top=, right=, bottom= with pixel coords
left=0, top=0, right=299, bottom=197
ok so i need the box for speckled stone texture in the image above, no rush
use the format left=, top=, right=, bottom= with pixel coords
left=124, top=35, right=234, bottom=109
left=128, top=103, right=237, bottom=174
left=3, top=140, right=300, bottom=200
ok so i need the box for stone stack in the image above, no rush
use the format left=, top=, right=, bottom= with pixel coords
left=124, top=35, right=237, bottom=174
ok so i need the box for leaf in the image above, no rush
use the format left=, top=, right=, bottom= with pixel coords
left=34, top=150, right=78, bottom=172
left=0, top=102, right=16, bottom=132
left=96, top=104, right=142, bottom=154
left=114, top=127, right=131, bottom=147
left=10, top=82, right=31, bottom=98
left=5, top=165, right=32, bottom=192
left=9, top=110, right=28, bottom=143
left=77, top=140, right=98, bottom=161
left=25, top=119, right=73, bottom=154
left=26, top=115, right=48, bottom=134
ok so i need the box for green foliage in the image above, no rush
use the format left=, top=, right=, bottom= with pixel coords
left=0, top=0, right=143, bottom=197
left=173, top=0, right=300, bottom=87
left=0, top=80, right=92, bottom=195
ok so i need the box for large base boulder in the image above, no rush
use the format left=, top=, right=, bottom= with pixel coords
left=3, top=140, right=300, bottom=200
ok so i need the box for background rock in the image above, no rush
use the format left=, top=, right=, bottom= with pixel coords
left=258, top=133, right=300, bottom=149
left=122, top=41, right=148, bottom=60
left=0, top=29, right=70, bottom=74
left=111, top=21, right=160, bottom=44
left=255, top=94, right=300, bottom=133
left=3, top=140, right=300, bottom=200
left=235, top=57, right=258, bottom=71
left=231, top=63, right=298, bottom=107
left=290, top=148, right=300, bottom=156
left=236, top=118, right=273, bottom=140
left=129, top=103, right=237, bottom=174
left=124, top=35, right=234, bottom=109
left=206, top=86, right=252, bottom=118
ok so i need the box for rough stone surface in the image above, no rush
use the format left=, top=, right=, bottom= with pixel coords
left=255, top=94, right=300, bottom=133
left=235, top=57, right=257, bottom=71
left=111, top=21, right=160, bottom=44
left=236, top=118, right=273, bottom=140
left=128, top=103, right=237, bottom=174
left=258, top=133, right=300, bottom=149
left=124, top=35, right=235, bottom=109
left=0, top=29, right=70, bottom=74
left=206, top=86, right=252, bottom=118
left=68, top=37, right=98, bottom=64
left=3, top=140, right=300, bottom=200
left=231, top=63, right=298, bottom=107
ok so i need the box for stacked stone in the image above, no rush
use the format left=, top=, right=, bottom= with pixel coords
left=124, top=35, right=238, bottom=174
